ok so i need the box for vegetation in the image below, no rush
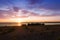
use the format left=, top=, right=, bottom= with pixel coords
left=0, top=25, right=60, bottom=40
left=0, top=26, right=15, bottom=35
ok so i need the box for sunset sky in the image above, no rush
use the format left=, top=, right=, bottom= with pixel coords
left=0, top=0, right=60, bottom=22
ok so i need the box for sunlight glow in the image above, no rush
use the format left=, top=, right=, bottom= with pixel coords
left=9, top=18, right=23, bottom=26
left=10, top=18, right=23, bottom=22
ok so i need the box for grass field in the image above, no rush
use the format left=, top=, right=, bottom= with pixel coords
left=0, top=25, right=60, bottom=40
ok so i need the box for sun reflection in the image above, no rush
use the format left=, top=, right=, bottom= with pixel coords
left=16, top=18, right=24, bottom=26
left=9, top=18, right=23, bottom=26
left=17, top=22, right=22, bottom=26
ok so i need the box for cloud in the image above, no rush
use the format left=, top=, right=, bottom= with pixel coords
left=13, top=7, right=20, bottom=12
left=0, top=0, right=60, bottom=18
left=27, top=0, right=44, bottom=5
left=0, top=0, right=60, bottom=10
left=29, top=0, right=60, bottom=10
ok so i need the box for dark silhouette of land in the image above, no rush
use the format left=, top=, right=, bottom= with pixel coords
left=0, top=24, right=60, bottom=40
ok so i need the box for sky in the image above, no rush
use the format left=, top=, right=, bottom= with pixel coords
left=0, top=0, right=60, bottom=22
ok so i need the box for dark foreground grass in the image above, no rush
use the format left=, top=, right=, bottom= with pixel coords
left=0, top=26, right=15, bottom=35
left=0, top=25, right=60, bottom=40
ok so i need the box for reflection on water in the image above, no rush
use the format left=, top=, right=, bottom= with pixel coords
left=0, top=22, right=22, bottom=26
left=0, top=22, right=60, bottom=26
left=45, top=23, right=60, bottom=25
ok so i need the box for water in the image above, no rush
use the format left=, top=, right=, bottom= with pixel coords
left=0, top=22, right=22, bottom=26
left=0, top=22, right=60, bottom=26
left=45, top=23, right=60, bottom=25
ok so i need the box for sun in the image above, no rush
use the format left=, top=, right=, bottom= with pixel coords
left=9, top=18, right=23, bottom=26
left=10, top=18, right=24, bottom=22
left=16, top=18, right=23, bottom=22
